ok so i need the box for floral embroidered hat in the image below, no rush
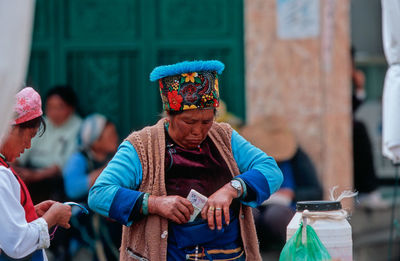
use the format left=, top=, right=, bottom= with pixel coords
left=150, top=60, right=224, bottom=112
left=13, top=87, right=43, bottom=125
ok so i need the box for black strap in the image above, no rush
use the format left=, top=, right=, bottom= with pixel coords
left=0, top=156, right=9, bottom=168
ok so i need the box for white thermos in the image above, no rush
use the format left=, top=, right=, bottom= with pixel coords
left=286, top=201, right=353, bottom=261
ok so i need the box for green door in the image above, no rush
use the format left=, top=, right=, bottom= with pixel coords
left=27, top=0, right=244, bottom=137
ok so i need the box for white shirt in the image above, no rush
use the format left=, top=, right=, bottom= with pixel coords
left=18, top=114, right=82, bottom=169
left=0, top=165, right=49, bottom=259
left=382, top=0, right=400, bottom=162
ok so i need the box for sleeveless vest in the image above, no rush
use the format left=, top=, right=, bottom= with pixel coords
left=0, top=157, right=38, bottom=222
left=121, top=119, right=261, bottom=261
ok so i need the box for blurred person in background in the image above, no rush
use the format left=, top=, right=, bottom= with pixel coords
left=351, top=46, right=389, bottom=209
left=13, top=85, right=82, bottom=260
left=88, top=60, right=283, bottom=261
left=63, top=113, right=121, bottom=261
left=215, top=100, right=243, bottom=130
left=241, top=115, right=323, bottom=250
left=0, top=87, right=72, bottom=260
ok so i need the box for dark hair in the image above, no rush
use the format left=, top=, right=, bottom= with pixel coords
left=46, top=85, right=78, bottom=108
left=350, top=45, right=357, bottom=68
left=16, top=116, right=46, bottom=137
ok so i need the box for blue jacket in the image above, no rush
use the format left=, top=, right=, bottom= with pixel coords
left=88, top=129, right=283, bottom=226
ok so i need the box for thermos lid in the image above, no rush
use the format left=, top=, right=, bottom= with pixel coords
left=296, top=200, right=342, bottom=211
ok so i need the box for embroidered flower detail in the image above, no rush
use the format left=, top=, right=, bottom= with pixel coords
left=181, top=85, right=198, bottom=103
left=182, top=72, right=198, bottom=83
left=201, top=94, right=213, bottom=102
left=13, top=87, right=43, bottom=125
left=18, top=97, right=27, bottom=106
left=213, top=99, right=219, bottom=107
left=168, top=90, right=183, bottom=111
left=183, top=104, right=197, bottom=110
left=171, top=80, right=179, bottom=90
left=15, top=98, right=27, bottom=114
left=215, top=78, right=219, bottom=95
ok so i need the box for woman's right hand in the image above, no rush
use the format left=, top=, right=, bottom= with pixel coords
left=42, top=202, right=72, bottom=229
left=148, top=195, right=194, bottom=224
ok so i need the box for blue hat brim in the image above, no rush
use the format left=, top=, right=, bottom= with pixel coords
left=150, top=60, right=225, bottom=82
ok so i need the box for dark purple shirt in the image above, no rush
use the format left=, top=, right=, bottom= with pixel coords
left=164, top=130, right=233, bottom=198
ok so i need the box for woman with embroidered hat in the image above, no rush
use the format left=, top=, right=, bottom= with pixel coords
left=0, top=87, right=72, bottom=260
left=88, top=60, right=283, bottom=261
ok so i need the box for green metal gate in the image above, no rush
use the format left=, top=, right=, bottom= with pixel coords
left=27, top=0, right=244, bottom=137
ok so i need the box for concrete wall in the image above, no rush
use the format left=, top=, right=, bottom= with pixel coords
left=245, top=0, right=353, bottom=202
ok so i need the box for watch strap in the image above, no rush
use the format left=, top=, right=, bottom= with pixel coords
left=233, top=177, right=247, bottom=199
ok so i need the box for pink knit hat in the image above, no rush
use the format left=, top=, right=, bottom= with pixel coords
left=13, top=87, right=43, bottom=125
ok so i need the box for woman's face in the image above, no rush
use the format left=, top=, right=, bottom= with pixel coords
left=0, top=126, right=38, bottom=162
left=45, top=95, right=74, bottom=126
left=92, top=123, right=119, bottom=154
left=168, top=109, right=215, bottom=150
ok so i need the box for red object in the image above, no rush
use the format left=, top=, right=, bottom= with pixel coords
left=167, top=90, right=183, bottom=111
left=13, top=87, right=43, bottom=125
left=0, top=157, right=38, bottom=222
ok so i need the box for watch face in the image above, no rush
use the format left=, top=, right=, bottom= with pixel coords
left=231, top=179, right=242, bottom=198
left=231, top=180, right=241, bottom=190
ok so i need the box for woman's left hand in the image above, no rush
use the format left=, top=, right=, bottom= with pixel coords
left=35, top=200, right=56, bottom=217
left=201, top=183, right=237, bottom=230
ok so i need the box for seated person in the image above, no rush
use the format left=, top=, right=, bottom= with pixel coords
left=63, top=113, right=121, bottom=261
left=241, top=115, right=323, bottom=250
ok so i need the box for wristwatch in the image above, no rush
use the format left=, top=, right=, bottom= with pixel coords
left=230, top=179, right=243, bottom=198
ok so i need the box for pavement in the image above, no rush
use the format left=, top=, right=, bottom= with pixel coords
left=351, top=187, right=400, bottom=261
